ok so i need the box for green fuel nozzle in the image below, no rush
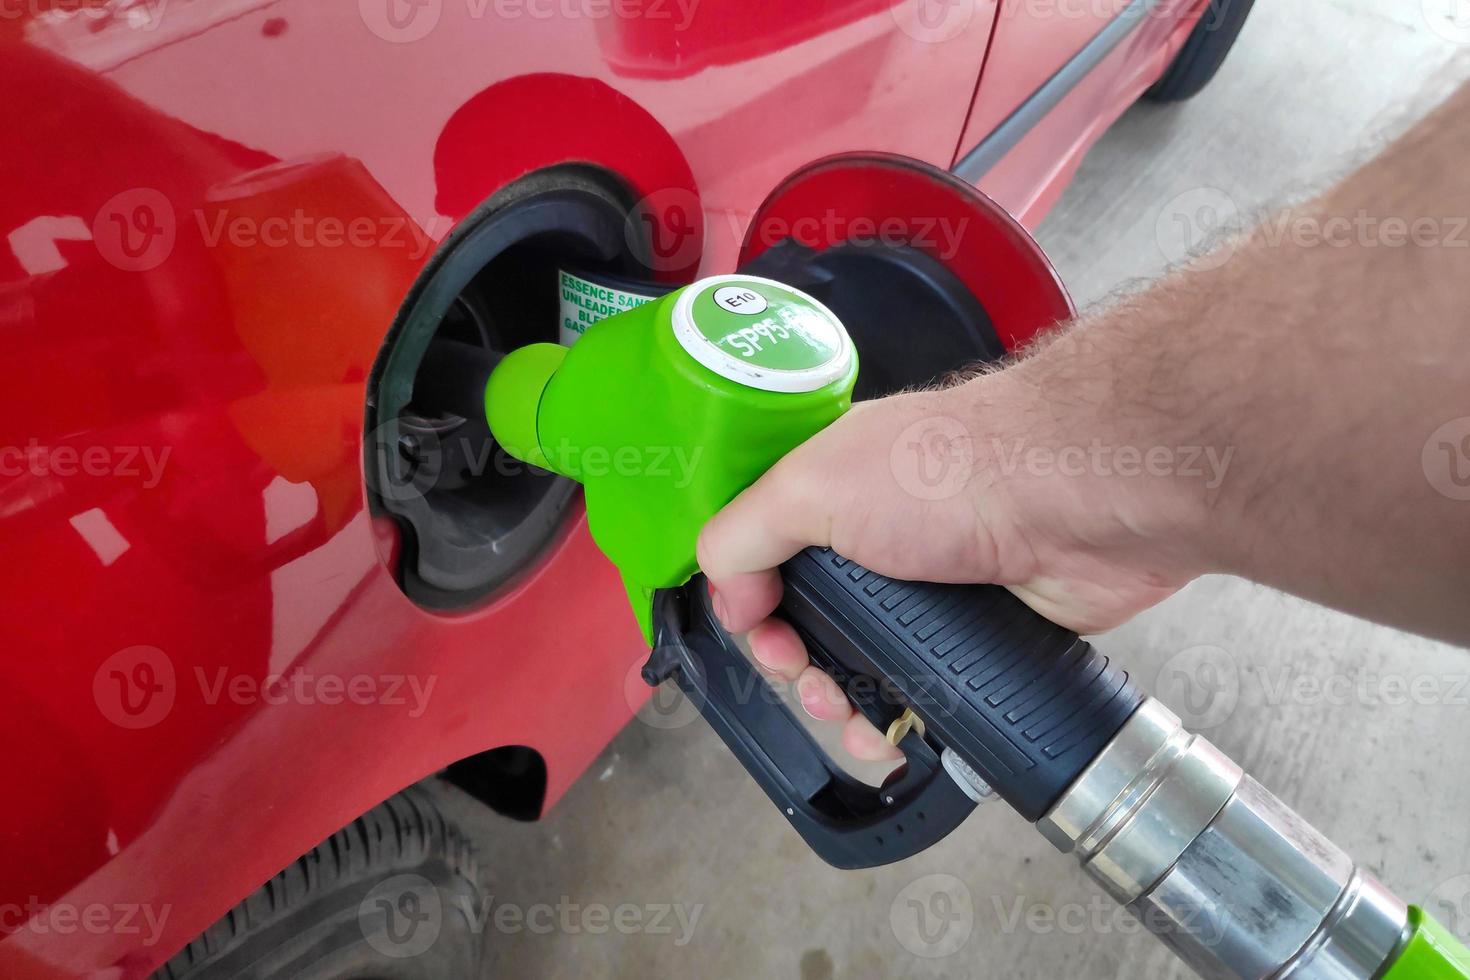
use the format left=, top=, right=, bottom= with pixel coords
left=484, top=274, right=858, bottom=641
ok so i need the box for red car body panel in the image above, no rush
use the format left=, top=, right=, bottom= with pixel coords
left=0, top=0, right=1205, bottom=974
left=968, top=0, right=1209, bottom=224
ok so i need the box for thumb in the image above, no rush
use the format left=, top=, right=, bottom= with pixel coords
left=696, top=459, right=834, bottom=633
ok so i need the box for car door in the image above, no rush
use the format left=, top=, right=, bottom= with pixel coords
left=961, top=0, right=1125, bottom=158
left=953, top=0, right=1209, bottom=223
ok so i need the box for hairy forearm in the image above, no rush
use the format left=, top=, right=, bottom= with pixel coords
left=986, top=82, right=1470, bottom=642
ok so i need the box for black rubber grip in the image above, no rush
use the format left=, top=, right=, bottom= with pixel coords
left=779, top=548, right=1143, bottom=822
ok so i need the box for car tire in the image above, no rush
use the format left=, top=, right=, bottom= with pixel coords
left=1145, top=0, right=1256, bottom=103
left=155, top=784, right=485, bottom=980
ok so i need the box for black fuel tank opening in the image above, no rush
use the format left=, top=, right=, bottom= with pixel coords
left=738, top=238, right=1007, bottom=399
left=367, top=166, right=652, bottom=608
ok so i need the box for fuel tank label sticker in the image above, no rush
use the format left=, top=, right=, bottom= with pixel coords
left=558, top=269, right=658, bottom=346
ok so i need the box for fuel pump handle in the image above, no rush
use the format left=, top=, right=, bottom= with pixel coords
left=644, top=546, right=1143, bottom=868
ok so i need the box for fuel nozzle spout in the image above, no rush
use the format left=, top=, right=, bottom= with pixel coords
left=484, top=342, right=565, bottom=472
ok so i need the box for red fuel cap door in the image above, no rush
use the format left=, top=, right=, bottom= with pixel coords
left=738, top=153, right=1073, bottom=394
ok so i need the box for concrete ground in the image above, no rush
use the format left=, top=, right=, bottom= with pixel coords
left=455, top=3, right=1470, bottom=977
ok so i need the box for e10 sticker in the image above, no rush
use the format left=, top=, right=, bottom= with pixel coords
left=712, top=285, right=768, bottom=316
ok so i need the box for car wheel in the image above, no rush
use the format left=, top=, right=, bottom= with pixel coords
left=155, top=784, right=484, bottom=979
left=1145, top=0, right=1256, bottom=103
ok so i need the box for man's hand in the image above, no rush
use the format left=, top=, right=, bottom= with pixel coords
left=697, top=369, right=1213, bottom=760
left=699, top=77, right=1470, bottom=762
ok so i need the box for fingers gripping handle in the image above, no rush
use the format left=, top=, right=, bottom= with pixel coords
left=779, top=548, right=1144, bottom=822
left=644, top=585, right=979, bottom=870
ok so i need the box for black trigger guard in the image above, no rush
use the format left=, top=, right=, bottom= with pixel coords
left=643, top=577, right=976, bottom=870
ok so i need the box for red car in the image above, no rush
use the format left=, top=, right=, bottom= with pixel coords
left=0, top=0, right=1252, bottom=975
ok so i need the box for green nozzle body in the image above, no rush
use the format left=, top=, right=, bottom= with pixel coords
left=485, top=274, right=858, bottom=641
left=1380, top=906, right=1470, bottom=979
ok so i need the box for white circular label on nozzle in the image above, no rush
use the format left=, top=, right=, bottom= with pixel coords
left=671, top=274, right=853, bottom=393
left=712, top=285, right=769, bottom=315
